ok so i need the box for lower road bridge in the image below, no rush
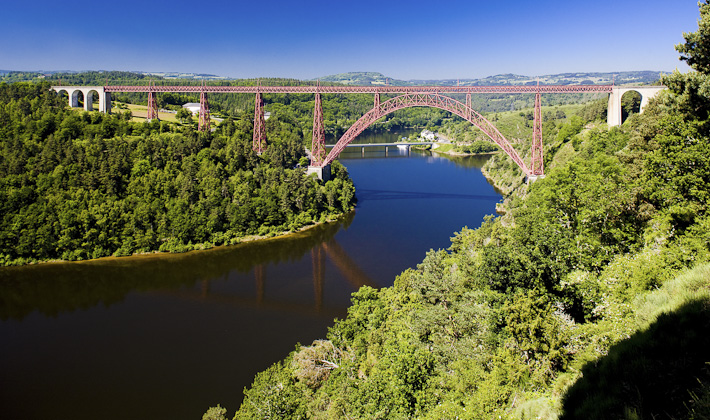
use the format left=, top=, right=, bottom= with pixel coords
left=325, top=142, right=435, bottom=157
left=50, top=83, right=665, bottom=179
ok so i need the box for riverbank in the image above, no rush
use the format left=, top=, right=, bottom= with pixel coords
left=1, top=210, right=354, bottom=268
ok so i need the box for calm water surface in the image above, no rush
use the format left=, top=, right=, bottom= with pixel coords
left=0, top=131, right=502, bottom=420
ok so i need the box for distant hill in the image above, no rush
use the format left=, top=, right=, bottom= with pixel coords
left=140, top=72, right=228, bottom=80
left=0, top=70, right=228, bottom=82
left=1, top=69, right=666, bottom=86
left=316, top=71, right=666, bottom=86
left=317, top=72, right=409, bottom=86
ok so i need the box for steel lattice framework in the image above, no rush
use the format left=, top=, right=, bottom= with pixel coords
left=311, top=91, right=327, bottom=164
left=146, top=82, right=158, bottom=121
left=199, top=88, right=210, bottom=132
left=95, top=83, right=618, bottom=176
left=531, top=92, right=544, bottom=176
left=253, top=92, right=267, bottom=154
left=320, top=92, right=529, bottom=174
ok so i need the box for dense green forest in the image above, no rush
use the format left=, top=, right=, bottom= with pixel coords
left=0, top=82, right=356, bottom=265
left=201, top=4, right=710, bottom=420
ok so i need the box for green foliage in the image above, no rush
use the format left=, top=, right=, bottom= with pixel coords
left=556, top=115, right=585, bottom=144
left=175, top=107, right=192, bottom=123
left=642, top=115, right=710, bottom=230
left=676, top=0, right=710, bottom=74
left=202, top=405, right=228, bottom=420
left=456, top=140, right=498, bottom=154
left=576, top=97, right=608, bottom=122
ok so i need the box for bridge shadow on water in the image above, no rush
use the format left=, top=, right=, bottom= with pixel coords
left=0, top=212, right=376, bottom=321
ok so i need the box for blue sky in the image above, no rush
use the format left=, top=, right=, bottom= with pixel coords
left=0, top=0, right=699, bottom=80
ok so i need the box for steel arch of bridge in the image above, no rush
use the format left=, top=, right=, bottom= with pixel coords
left=319, top=92, right=532, bottom=175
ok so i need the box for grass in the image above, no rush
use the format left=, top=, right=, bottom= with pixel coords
left=487, top=103, right=586, bottom=142
left=116, top=102, right=180, bottom=123
left=432, top=144, right=455, bottom=153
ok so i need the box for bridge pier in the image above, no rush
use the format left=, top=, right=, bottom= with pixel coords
left=306, top=165, right=331, bottom=181
left=531, top=91, right=544, bottom=176
left=199, top=90, right=210, bottom=132
left=147, top=90, right=158, bottom=121
left=253, top=92, right=267, bottom=154
left=311, top=89, right=327, bottom=165
left=526, top=174, right=546, bottom=183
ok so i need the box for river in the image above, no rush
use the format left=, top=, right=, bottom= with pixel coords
left=0, top=130, right=502, bottom=420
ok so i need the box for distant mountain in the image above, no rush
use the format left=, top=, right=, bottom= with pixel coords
left=0, top=69, right=228, bottom=81
left=316, top=71, right=667, bottom=86
left=317, top=72, right=410, bottom=86
left=1, top=69, right=666, bottom=85
left=140, top=72, right=228, bottom=80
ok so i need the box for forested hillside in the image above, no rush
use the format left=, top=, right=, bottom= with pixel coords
left=0, top=82, right=356, bottom=265
left=211, top=3, right=710, bottom=419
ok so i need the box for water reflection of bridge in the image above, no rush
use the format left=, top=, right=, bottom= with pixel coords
left=154, top=238, right=375, bottom=316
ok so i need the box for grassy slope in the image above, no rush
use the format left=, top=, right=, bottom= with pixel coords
left=119, top=102, right=180, bottom=123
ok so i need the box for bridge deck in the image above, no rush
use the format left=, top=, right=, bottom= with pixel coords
left=59, top=84, right=617, bottom=94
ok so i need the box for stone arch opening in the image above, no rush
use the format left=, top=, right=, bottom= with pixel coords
left=86, top=89, right=100, bottom=111
left=55, top=89, right=69, bottom=102
left=621, top=90, right=642, bottom=123
left=70, top=89, right=85, bottom=109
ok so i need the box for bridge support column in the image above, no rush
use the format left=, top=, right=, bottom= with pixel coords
left=306, top=165, right=331, bottom=181
left=607, top=88, right=622, bottom=127
left=311, top=91, right=326, bottom=165
left=531, top=91, right=544, bottom=176
left=147, top=90, right=158, bottom=121
left=199, top=90, right=210, bottom=132
left=253, top=92, right=267, bottom=154
left=100, top=91, right=112, bottom=113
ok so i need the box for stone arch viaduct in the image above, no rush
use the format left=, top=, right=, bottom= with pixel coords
left=52, top=86, right=111, bottom=113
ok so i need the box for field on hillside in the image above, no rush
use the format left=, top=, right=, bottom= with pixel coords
left=116, top=103, right=180, bottom=123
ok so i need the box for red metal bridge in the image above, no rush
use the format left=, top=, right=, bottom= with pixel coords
left=96, top=83, right=615, bottom=177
